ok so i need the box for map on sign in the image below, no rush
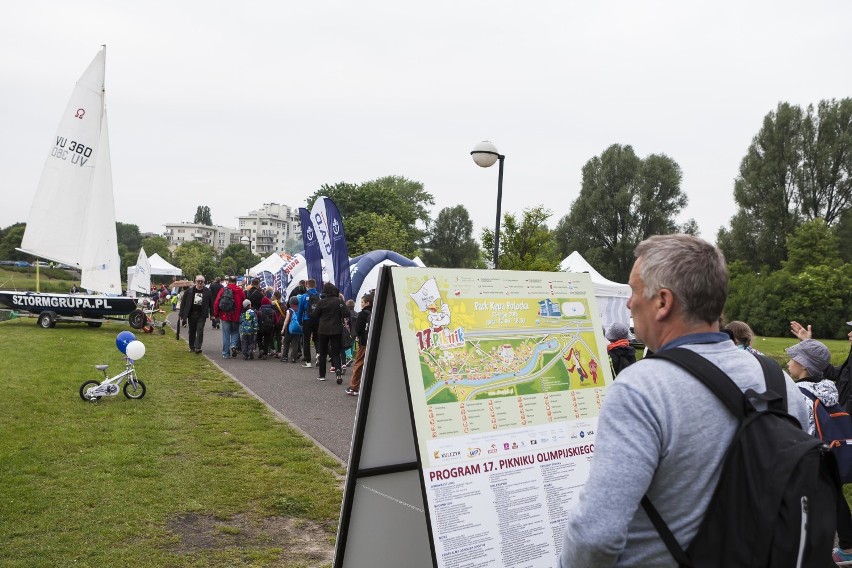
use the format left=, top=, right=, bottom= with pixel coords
left=397, top=271, right=609, bottom=408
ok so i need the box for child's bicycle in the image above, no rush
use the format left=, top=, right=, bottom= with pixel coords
left=79, top=357, right=147, bottom=401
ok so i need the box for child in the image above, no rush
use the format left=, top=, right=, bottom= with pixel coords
left=280, top=296, right=302, bottom=363
left=345, top=292, right=373, bottom=396
left=239, top=299, right=258, bottom=360
left=605, top=322, right=636, bottom=377
left=786, top=339, right=837, bottom=435
left=786, top=339, right=852, bottom=566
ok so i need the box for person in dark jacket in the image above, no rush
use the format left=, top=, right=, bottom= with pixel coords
left=605, top=322, right=636, bottom=376
left=346, top=292, right=373, bottom=396
left=313, top=282, right=349, bottom=383
left=208, top=277, right=224, bottom=329
left=179, top=275, right=214, bottom=354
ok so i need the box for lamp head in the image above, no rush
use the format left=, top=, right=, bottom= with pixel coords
left=471, top=140, right=500, bottom=168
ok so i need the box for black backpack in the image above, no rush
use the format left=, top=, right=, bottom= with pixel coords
left=217, top=287, right=235, bottom=313
left=259, top=305, right=275, bottom=333
left=643, top=348, right=840, bottom=568
left=307, top=293, right=321, bottom=319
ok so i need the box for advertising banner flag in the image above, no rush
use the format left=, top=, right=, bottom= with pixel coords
left=258, top=270, right=275, bottom=290
left=274, top=267, right=288, bottom=293
left=310, top=197, right=335, bottom=286
left=322, top=197, right=353, bottom=300
left=299, top=207, right=323, bottom=285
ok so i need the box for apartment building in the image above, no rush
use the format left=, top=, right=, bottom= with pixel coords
left=162, top=223, right=242, bottom=254
left=237, top=203, right=301, bottom=256
left=163, top=203, right=301, bottom=256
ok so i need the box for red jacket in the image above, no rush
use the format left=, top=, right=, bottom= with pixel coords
left=214, top=283, right=246, bottom=322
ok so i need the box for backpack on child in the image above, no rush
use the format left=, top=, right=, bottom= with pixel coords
left=643, top=348, right=840, bottom=568
left=259, top=305, right=275, bottom=333
left=240, top=308, right=257, bottom=335
left=218, top=287, right=235, bottom=313
left=288, top=308, right=302, bottom=335
left=800, top=388, right=852, bottom=483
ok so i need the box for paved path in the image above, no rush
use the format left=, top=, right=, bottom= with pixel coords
left=167, top=312, right=357, bottom=465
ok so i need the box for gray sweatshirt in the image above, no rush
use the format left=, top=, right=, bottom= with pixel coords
left=559, top=339, right=808, bottom=567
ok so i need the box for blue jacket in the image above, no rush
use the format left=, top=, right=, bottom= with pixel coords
left=297, top=288, right=318, bottom=324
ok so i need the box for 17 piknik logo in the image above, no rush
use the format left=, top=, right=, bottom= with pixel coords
left=332, top=217, right=340, bottom=235
left=306, top=226, right=314, bottom=241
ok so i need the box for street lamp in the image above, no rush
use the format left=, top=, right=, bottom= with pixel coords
left=240, top=235, right=254, bottom=253
left=471, top=141, right=505, bottom=269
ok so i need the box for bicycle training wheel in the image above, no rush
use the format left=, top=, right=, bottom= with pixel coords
left=80, top=380, right=101, bottom=401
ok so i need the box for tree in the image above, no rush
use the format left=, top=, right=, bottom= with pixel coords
left=172, top=241, right=216, bottom=280
left=724, top=219, right=852, bottom=339
left=553, top=144, right=689, bottom=282
left=420, top=205, right=482, bottom=268
left=719, top=99, right=852, bottom=269
left=348, top=213, right=415, bottom=257
left=140, top=236, right=173, bottom=262
left=218, top=243, right=259, bottom=276
left=835, top=207, right=852, bottom=262
left=194, top=205, right=213, bottom=226
left=481, top=206, right=558, bottom=271
left=783, top=219, right=840, bottom=274
left=0, top=223, right=26, bottom=260
left=116, top=222, right=142, bottom=252
left=306, top=176, right=434, bottom=253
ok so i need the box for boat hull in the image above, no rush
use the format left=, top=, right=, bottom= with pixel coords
left=0, top=291, right=138, bottom=318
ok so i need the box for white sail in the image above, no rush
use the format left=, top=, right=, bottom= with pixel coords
left=128, top=247, right=151, bottom=295
left=79, top=106, right=121, bottom=293
left=18, top=47, right=122, bottom=295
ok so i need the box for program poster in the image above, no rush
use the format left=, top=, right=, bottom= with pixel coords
left=392, top=268, right=613, bottom=568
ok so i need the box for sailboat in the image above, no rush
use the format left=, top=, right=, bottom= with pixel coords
left=0, top=47, right=144, bottom=329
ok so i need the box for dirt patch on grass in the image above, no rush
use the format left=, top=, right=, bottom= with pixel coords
left=167, top=512, right=334, bottom=566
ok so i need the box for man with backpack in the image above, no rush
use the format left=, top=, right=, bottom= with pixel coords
left=559, top=234, right=820, bottom=567
left=297, top=278, right=320, bottom=368
left=213, top=276, right=245, bottom=359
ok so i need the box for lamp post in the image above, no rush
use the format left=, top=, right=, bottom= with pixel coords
left=471, top=141, right=505, bottom=269
left=240, top=235, right=254, bottom=254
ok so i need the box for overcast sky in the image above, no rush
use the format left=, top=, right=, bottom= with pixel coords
left=2, top=1, right=851, bottom=249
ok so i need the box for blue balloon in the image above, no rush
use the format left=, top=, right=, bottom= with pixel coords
left=116, top=331, right=136, bottom=354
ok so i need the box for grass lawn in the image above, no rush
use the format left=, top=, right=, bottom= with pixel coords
left=0, top=318, right=343, bottom=567
left=0, top=266, right=80, bottom=294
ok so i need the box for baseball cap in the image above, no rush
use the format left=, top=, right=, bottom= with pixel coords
left=785, top=339, right=831, bottom=377
left=242, top=299, right=251, bottom=308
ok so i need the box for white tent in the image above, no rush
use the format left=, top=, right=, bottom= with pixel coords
left=127, top=252, right=182, bottom=280
left=560, top=251, right=631, bottom=328
left=248, top=252, right=288, bottom=276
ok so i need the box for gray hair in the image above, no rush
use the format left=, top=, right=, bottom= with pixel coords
left=634, top=234, right=727, bottom=325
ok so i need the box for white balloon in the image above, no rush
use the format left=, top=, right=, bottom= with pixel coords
left=126, top=340, right=146, bottom=360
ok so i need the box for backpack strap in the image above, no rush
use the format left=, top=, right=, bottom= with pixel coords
left=640, top=348, right=789, bottom=567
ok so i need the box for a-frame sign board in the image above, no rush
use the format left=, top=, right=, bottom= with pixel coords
left=334, top=266, right=613, bottom=568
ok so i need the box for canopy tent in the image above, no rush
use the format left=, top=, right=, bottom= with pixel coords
left=127, top=253, right=182, bottom=278
left=126, top=253, right=182, bottom=295
left=248, top=252, right=288, bottom=277
left=560, top=251, right=631, bottom=329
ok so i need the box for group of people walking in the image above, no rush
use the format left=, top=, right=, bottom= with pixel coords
left=175, top=274, right=372, bottom=398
